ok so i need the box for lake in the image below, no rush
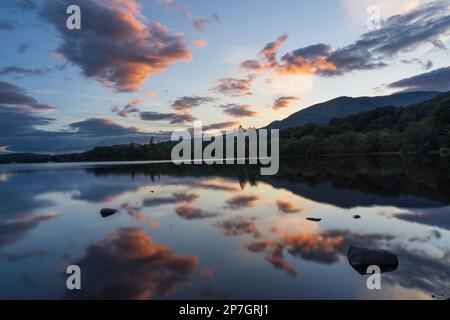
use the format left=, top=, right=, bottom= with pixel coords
left=0, top=156, right=449, bottom=299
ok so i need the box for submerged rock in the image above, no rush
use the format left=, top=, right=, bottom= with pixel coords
left=306, top=217, right=322, bottom=222
left=347, top=246, right=399, bottom=275
left=100, top=208, right=119, bottom=218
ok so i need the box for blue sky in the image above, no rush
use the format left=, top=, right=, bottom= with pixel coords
left=0, top=0, right=449, bottom=153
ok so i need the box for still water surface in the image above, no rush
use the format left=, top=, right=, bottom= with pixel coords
left=0, top=156, right=449, bottom=299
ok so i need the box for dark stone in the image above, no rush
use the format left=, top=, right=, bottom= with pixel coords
left=347, top=246, right=399, bottom=275
left=306, top=217, right=322, bottom=222
left=100, top=208, right=119, bottom=218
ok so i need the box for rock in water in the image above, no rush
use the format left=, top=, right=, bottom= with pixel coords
left=347, top=246, right=399, bottom=275
left=100, top=208, right=119, bottom=218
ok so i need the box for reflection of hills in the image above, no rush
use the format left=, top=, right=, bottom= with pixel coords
left=261, top=178, right=441, bottom=208
left=86, top=155, right=450, bottom=209
left=267, top=156, right=450, bottom=208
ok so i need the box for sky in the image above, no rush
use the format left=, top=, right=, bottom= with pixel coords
left=0, top=0, right=449, bottom=153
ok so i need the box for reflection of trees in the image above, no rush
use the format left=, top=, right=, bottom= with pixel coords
left=275, top=156, right=450, bottom=206
left=85, top=156, right=450, bottom=207
left=66, top=228, right=198, bottom=299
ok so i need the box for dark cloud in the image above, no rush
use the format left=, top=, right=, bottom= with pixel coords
left=143, top=192, right=198, bottom=207
left=140, top=111, right=196, bottom=124
left=0, top=66, right=52, bottom=79
left=394, top=207, right=450, bottom=230
left=41, top=0, right=191, bottom=92
left=203, top=121, right=240, bottom=131
left=16, top=42, right=33, bottom=54
left=275, top=199, right=303, bottom=213
left=217, top=216, right=260, bottom=237
left=111, top=98, right=144, bottom=117
left=171, top=96, right=215, bottom=111
left=220, top=104, right=258, bottom=118
left=388, top=66, right=450, bottom=92
left=69, top=118, right=141, bottom=137
left=272, top=96, right=299, bottom=110
left=175, top=203, right=217, bottom=220
left=225, top=194, right=260, bottom=210
left=212, top=77, right=254, bottom=97
left=401, top=58, right=434, bottom=70
left=0, top=80, right=56, bottom=112
left=0, top=105, right=53, bottom=139
left=242, top=2, right=450, bottom=77
left=0, top=214, right=56, bottom=248
left=193, top=14, right=219, bottom=31
left=0, top=20, right=17, bottom=30
left=13, top=0, right=37, bottom=11
left=0, top=101, right=162, bottom=153
left=66, top=228, right=198, bottom=299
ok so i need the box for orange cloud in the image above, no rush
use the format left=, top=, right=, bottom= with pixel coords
left=225, top=194, right=260, bottom=209
left=150, top=220, right=160, bottom=228
left=42, top=0, right=192, bottom=92
left=66, top=228, right=198, bottom=299
left=272, top=96, right=300, bottom=110
left=193, top=38, right=208, bottom=48
left=275, top=199, right=304, bottom=213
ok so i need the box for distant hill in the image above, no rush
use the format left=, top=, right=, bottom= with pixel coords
left=266, top=91, right=441, bottom=130
left=279, top=91, right=450, bottom=156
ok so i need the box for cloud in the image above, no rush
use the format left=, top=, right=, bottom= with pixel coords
left=0, top=80, right=56, bottom=112
left=171, top=96, right=215, bottom=111
left=387, top=66, right=450, bottom=92
left=217, top=216, right=260, bottom=237
left=212, top=77, right=254, bottom=97
left=0, top=0, right=37, bottom=13
left=140, top=111, right=196, bottom=124
left=143, top=192, right=198, bottom=207
left=400, top=58, right=434, bottom=70
left=66, top=228, right=198, bottom=299
left=134, top=95, right=213, bottom=124
left=0, top=20, right=16, bottom=30
left=242, top=2, right=450, bottom=77
left=220, top=104, right=258, bottom=118
left=0, top=81, right=176, bottom=153
left=191, top=178, right=242, bottom=192
left=276, top=199, right=303, bottom=213
left=193, top=38, right=208, bottom=48
left=155, top=0, right=191, bottom=18
left=240, top=34, right=288, bottom=71
left=111, top=98, right=144, bottom=117
left=11, top=0, right=37, bottom=11
left=41, top=0, right=191, bottom=92
left=0, top=66, right=52, bottom=79
left=394, top=207, right=450, bottom=230
left=16, top=42, right=33, bottom=54
left=0, top=214, right=56, bottom=248
left=203, top=121, right=240, bottom=131
left=225, top=194, right=260, bottom=209
left=271, top=96, right=300, bottom=110
left=193, top=14, right=219, bottom=31
left=175, top=203, right=217, bottom=220
left=69, top=118, right=140, bottom=137
left=0, top=113, right=163, bottom=153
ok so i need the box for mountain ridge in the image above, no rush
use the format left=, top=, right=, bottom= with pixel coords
left=266, top=91, right=442, bottom=130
